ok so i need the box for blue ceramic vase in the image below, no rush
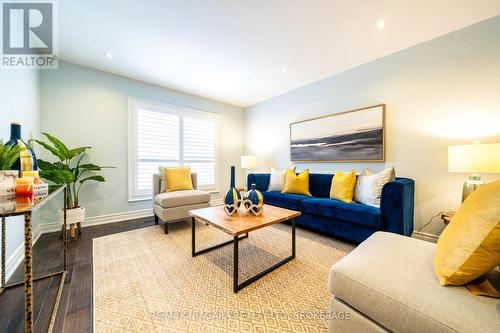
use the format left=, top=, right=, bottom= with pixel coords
left=224, top=166, right=241, bottom=216
left=243, top=183, right=264, bottom=215
left=5, top=123, right=37, bottom=176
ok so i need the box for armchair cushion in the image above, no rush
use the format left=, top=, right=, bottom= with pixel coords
left=154, top=190, right=210, bottom=209
left=163, top=167, right=194, bottom=192
left=156, top=171, right=198, bottom=194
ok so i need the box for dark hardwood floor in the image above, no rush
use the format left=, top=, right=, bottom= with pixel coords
left=0, top=216, right=156, bottom=333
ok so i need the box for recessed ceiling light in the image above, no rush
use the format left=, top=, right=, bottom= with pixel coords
left=280, top=67, right=289, bottom=74
left=104, top=52, right=113, bottom=59
left=376, top=20, right=386, bottom=30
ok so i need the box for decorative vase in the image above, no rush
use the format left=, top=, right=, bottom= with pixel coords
left=243, top=183, right=264, bottom=216
left=5, top=123, right=37, bottom=176
left=224, top=166, right=241, bottom=216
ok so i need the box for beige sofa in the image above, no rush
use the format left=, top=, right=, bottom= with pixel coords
left=328, top=232, right=499, bottom=333
left=153, top=173, right=210, bottom=233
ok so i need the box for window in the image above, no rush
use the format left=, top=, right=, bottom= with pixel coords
left=128, top=98, right=217, bottom=201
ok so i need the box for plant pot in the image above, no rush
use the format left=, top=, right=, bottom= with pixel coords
left=59, top=206, right=85, bottom=225
left=0, top=170, right=18, bottom=196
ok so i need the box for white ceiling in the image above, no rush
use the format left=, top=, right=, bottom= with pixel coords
left=59, top=1, right=500, bottom=107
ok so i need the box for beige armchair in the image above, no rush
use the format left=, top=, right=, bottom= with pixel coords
left=153, top=173, right=210, bottom=234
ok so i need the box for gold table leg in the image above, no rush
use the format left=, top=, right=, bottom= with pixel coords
left=24, top=211, right=33, bottom=333
left=47, top=271, right=66, bottom=333
left=63, top=187, right=67, bottom=271
left=1, top=217, right=5, bottom=290
left=47, top=186, right=68, bottom=333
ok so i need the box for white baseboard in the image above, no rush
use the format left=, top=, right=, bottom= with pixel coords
left=4, top=239, right=24, bottom=283
left=3, top=225, right=43, bottom=283
left=412, top=231, right=439, bottom=243
left=82, top=208, right=153, bottom=227
left=39, top=208, right=154, bottom=234
left=39, top=198, right=222, bottom=234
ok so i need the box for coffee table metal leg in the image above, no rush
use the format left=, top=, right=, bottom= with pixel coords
left=233, top=236, right=239, bottom=293
left=191, top=216, right=296, bottom=293
left=191, top=218, right=248, bottom=257
left=191, top=217, right=195, bottom=257
left=233, top=218, right=296, bottom=293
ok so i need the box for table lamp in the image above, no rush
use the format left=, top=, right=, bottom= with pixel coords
left=241, top=155, right=257, bottom=188
left=448, top=143, right=500, bottom=201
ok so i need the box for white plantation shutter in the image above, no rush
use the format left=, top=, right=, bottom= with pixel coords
left=137, top=110, right=179, bottom=160
left=136, top=110, right=180, bottom=192
left=129, top=99, right=217, bottom=200
left=183, top=116, right=216, bottom=187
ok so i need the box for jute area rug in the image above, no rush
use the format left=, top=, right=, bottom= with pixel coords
left=93, top=220, right=354, bottom=332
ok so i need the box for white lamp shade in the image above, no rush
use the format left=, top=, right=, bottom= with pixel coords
left=241, top=155, right=257, bottom=169
left=448, top=143, right=500, bottom=173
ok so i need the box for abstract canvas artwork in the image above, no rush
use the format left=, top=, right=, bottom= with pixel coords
left=290, top=104, right=385, bottom=162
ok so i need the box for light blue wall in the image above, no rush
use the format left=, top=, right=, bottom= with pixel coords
left=40, top=61, right=245, bottom=219
left=6, top=16, right=500, bottom=243
left=0, top=69, right=40, bottom=279
left=245, top=16, right=500, bottom=236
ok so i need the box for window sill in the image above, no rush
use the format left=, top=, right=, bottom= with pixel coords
left=128, top=196, right=151, bottom=203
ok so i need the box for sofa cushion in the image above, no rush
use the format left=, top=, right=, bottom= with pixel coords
left=329, top=232, right=500, bottom=333
left=308, top=173, right=334, bottom=198
left=282, top=169, right=312, bottom=196
left=262, top=191, right=310, bottom=211
left=434, top=180, right=500, bottom=286
left=330, top=170, right=356, bottom=203
left=302, top=198, right=381, bottom=229
left=154, top=190, right=210, bottom=208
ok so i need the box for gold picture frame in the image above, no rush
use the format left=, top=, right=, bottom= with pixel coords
left=290, top=104, right=386, bottom=162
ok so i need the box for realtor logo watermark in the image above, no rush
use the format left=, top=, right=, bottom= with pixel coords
left=1, top=0, right=57, bottom=69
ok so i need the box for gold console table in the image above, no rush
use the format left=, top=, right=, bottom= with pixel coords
left=0, top=186, right=67, bottom=333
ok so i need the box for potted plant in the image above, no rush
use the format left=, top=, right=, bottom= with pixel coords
left=0, top=140, right=20, bottom=196
left=31, top=133, right=113, bottom=230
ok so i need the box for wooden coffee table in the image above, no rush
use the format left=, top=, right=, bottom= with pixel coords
left=189, top=204, right=301, bottom=293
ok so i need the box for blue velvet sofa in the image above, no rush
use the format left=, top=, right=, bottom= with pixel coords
left=247, top=173, right=415, bottom=243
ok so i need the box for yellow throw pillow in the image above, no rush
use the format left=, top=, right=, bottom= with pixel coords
left=282, top=169, right=311, bottom=196
left=164, top=167, right=194, bottom=192
left=330, top=170, right=356, bottom=203
left=434, top=180, right=500, bottom=286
